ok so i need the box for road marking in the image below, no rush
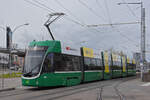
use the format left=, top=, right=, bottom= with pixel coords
left=141, top=82, right=150, bottom=86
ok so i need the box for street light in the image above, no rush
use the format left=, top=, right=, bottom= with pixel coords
left=7, top=23, right=29, bottom=74
left=11, top=23, right=29, bottom=48
left=12, top=23, right=29, bottom=33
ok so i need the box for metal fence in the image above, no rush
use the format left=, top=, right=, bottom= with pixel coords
left=0, top=63, right=22, bottom=90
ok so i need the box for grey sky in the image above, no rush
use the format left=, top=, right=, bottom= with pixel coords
left=0, top=0, right=149, bottom=59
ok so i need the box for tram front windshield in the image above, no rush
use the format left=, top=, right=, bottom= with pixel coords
left=23, top=46, right=47, bottom=77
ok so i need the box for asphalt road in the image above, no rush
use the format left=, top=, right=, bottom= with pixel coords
left=0, top=77, right=147, bottom=100
left=0, top=78, right=138, bottom=100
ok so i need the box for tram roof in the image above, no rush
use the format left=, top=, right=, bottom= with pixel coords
left=29, top=40, right=61, bottom=47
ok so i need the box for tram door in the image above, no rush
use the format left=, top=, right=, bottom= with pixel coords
left=41, top=53, right=54, bottom=86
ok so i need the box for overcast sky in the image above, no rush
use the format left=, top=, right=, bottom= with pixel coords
left=0, top=0, right=149, bottom=59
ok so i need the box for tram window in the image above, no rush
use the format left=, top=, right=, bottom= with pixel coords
left=84, top=58, right=103, bottom=70
left=53, top=54, right=63, bottom=71
left=113, top=61, right=117, bottom=66
left=42, top=53, right=53, bottom=73
left=96, top=59, right=101, bottom=66
left=128, top=63, right=135, bottom=69
left=54, top=54, right=80, bottom=71
left=72, top=56, right=80, bottom=71
left=84, top=58, right=90, bottom=66
left=62, top=55, right=72, bottom=71
left=90, top=58, right=96, bottom=66
left=96, top=59, right=103, bottom=70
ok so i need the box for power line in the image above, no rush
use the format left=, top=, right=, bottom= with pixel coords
left=33, top=0, right=86, bottom=27
left=24, top=0, right=140, bottom=28
left=104, top=0, right=112, bottom=24
left=96, top=0, right=107, bottom=18
left=24, top=0, right=85, bottom=26
left=86, top=21, right=140, bottom=27
left=24, top=0, right=141, bottom=44
left=112, top=26, right=139, bottom=46
left=34, top=0, right=85, bottom=26
left=78, top=0, right=107, bottom=22
left=54, top=0, right=85, bottom=25
left=25, top=0, right=108, bottom=34
left=121, top=0, right=139, bottom=19
left=24, top=0, right=107, bottom=38
left=24, top=0, right=52, bottom=12
left=33, top=0, right=56, bottom=12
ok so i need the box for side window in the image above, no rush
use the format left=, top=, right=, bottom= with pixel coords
left=90, top=58, right=97, bottom=70
left=54, top=54, right=63, bottom=71
left=84, top=58, right=103, bottom=70
left=128, top=63, right=135, bottom=69
left=90, top=58, right=96, bottom=67
left=42, top=53, right=53, bottom=73
left=84, top=57, right=90, bottom=66
left=54, top=54, right=80, bottom=71
left=63, top=55, right=73, bottom=71
left=84, top=57, right=90, bottom=70
left=72, top=56, right=80, bottom=71
left=96, top=59, right=101, bottom=66
left=96, top=58, right=103, bottom=70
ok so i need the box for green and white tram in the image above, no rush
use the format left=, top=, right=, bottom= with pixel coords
left=22, top=40, right=136, bottom=87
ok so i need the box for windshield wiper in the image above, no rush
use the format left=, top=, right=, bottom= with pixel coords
left=23, top=63, right=41, bottom=76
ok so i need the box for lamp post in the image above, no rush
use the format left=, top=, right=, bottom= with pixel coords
left=118, top=2, right=145, bottom=81
left=6, top=23, right=29, bottom=72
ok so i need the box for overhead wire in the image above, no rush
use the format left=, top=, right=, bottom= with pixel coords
left=24, top=0, right=85, bottom=27
left=54, top=0, right=85, bottom=25
left=24, top=0, right=140, bottom=50
left=113, top=27, right=140, bottom=52
left=121, top=0, right=139, bottom=19
left=86, top=21, right=140, bottom=27
left=24, top=0, right=140, bottom=55
left=27, top=0, right=111, bottom=37
left=78, top=0, right=107, bottom=22
left=53, top=0, right=111, bottom=34
left=33, top=0, right=56, bottom=12
left=112, top=26, right=139, bottom=46
left=24, top=0, right=109, bottom=41
left=24, top=0, right=53, bottom=13
left=104, top=0, right=112, bottom=24
left=96, top=0, right=107, bottom=18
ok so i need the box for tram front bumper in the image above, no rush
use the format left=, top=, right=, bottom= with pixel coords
left=22, top=78, right=39, bottom=87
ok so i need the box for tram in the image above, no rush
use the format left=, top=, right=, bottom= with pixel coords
left=22, top=40, right=136, bottom=87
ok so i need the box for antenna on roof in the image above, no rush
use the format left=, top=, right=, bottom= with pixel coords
left=44, top=12, right=65, bottom=40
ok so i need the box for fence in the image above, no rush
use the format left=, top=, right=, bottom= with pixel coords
left=0, top=64, right=22, bottom=90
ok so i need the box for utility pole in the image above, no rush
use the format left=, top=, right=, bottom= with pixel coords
left=141, top=7, right=146, bottom=81
left=117, top=2, right=146, bottom=81
left=141, top=7, right=146, bottom=63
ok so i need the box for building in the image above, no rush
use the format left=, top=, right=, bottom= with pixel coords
left=0, top=53, right=9, bottom=69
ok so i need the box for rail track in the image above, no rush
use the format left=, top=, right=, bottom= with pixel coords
left=0, top=78, right=117, bottom=99
left=97, top=77, right=134, bottom=100
left=0, top=77, right=135, bottom=100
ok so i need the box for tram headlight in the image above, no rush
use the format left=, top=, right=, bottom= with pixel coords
left=44, top=76, right=47, bottom=79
